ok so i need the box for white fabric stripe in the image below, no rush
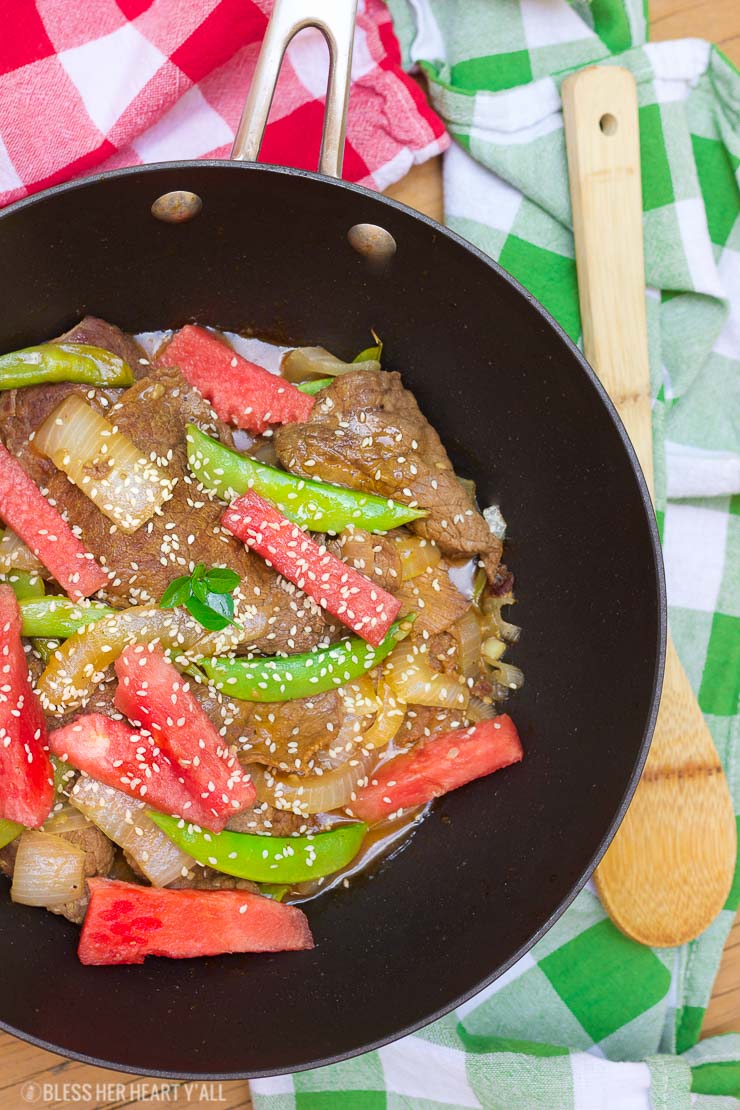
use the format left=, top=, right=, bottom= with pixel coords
left=444, top=144, right=522, bottom=233
left=519, top=0, right=594, bottom=48
left=663, top=502, right=729, bottom=612
left=132, top=85, right=233, bottom=162
left=666, top=441, right=740, bottom=499
left=0, top=133, right=22, bottom=193
left=714, top=247, right=740, bottom=359
left=643, top=38, right=711, bottom=84
left=60, top=23, right=165, bottom=135
left=674, top=198, right=726, bottom=299
left=379, top=1036, right=482, bottom=1107
left=250, top=1074, right=295, bottom=1095
left=570, top=1054, right=652, bottom=1110
left=455, top=951, right=538, bottom=1019
left=465, top=76, right=561, bottom=132
left=470, top=105, right=562, bottom=145
left=406, top=0, right=447, bottom=64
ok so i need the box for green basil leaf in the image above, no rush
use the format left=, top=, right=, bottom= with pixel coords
left=353, top=332, right=382, bottom=363
left=205, top=591, right=235, bottom=621
left=159, top=576, right=191, bottom=609
left=191, top=576, right=209, bottom=603
left=204, top=567, right=241, bottom=594
left=191, top=563, right=207, bottom=582
left=184, top=594, right=230, bottom=632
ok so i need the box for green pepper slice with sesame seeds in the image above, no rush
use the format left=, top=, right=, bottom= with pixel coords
left=186, top=424, right=426, bottom=535
left=18, top=597, right=116, bottom=639
left=0, top=342, right=135, bottom=391
left=149, top=811, right=368, bottom=883
left=201, top=615, right=414, bottom=702
left=0, top=818, right=23, bottom=850
left=0, top=569, right=45, bottom=600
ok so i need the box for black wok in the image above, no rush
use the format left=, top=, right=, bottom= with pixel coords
left=0, top=0, right=665, bottom=1080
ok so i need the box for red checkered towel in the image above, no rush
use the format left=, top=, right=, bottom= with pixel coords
left=0, top=0, right=448, bottom=207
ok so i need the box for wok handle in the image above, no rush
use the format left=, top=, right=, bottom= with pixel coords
left=231, top=0, right=358, bottom=178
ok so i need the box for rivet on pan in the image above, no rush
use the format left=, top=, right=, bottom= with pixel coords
left=348, top=223, right=397, bottom=263
left=151, top=191, right=203, bottom=223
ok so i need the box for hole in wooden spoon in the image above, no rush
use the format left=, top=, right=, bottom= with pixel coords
left=599, top=113, right=618, bottom=136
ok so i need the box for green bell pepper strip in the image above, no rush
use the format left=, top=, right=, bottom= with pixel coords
left=0, top=819, right=23, bottom=850
left=295, top=377, right=332, bottom=396
left=149, top=811, right=367, bottom=883
left=0, top=343, right=135, bottom=391
left=18, top=597, right=116, bottom=639
left=186, top=424, right=426, bottom=534
left=260, top=883, right=290, bottom=901
left=0, top=570, right=45, bottom=599
left=201, top=615, right=413, bottom=702
left=31, top=638, right=60, bottom=663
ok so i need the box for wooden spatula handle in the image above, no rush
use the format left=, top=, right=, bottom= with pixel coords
left=562, top=65, right=736, bottom=947
left=561, top=67, right=654, bottom=495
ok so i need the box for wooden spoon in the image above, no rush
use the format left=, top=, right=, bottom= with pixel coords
left=562, top=65, right=736, bottom=947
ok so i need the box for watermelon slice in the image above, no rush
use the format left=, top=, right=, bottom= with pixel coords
left=49, top=714, right=230, bottom=831
left=222, top=491, right=401, bottom=647
left=156, top=325, right=313, bottom=435
left=113, top=645, right=255, bottom=822
left=351, top=715, right=523, bottom=823
left=0, top=586, right=54, bottom=827
left=0, top=442, right=108, bottom=600
left=78, top=878, right=314, bottom=965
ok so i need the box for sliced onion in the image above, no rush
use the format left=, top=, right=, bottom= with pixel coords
left=71, top=774, right=192, bottom=886
left=481, top=636, right=506, bottom=665
left=480, top=594, right=520, bottom=643
left=42, top=805, right=91, bottom=834
left=467, top=695, right=497, bottom=722
left=490, top=661, right=525, bottom=691
left=393, top=534, right=441, bottom=581
left=384, top=642, right=469, bottom=711
left=11, top=831, right=86, bottom=907
left=453, top=608, right=482, bottom=679
left=33, top=394, right=175, bottom=534
left=340, top=674, right=380, bottom=718
left=0, top=529, right=46, bottom=575
left=363, top=678, right=405, bottom=750
left=250, top=750, right=375, bottom=816
left=281, top=346, right=381, bottom=383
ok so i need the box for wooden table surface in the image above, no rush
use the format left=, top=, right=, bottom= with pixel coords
left=1, top=6, right=737, bottom=1108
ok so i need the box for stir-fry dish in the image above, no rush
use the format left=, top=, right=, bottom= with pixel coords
left=0, top=319, right=523, bottom=966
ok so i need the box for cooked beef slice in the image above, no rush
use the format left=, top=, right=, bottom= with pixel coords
left=57, top=316, right=148, bottom=377
left=167, top=866, right=261, bottom=893
left=398, top=705, right=468, bottom=747
left=226, top=802, right=312, bottom=838
left=426, top=631, right=459, bottom=674
left=274, top=370, right=503, bottom=577
left=236, top=690, right=345, bottom=772
left=396, top=564, right=469, bottom=636
left=327, top=527, right=401, bottom=593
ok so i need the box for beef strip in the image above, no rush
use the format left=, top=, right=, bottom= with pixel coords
left=236, top=690, right=346, bottom=772
left=226, top=802, right=313, bottom=838
left=274, top=370, right=503, bottom=579
left=57, top=316, right=148, bottom=377
left=398, top=705, right=468, bottom=747
left=396, top=564, right=470, bottom=636
left=327, top=527, right=401, bottom=594
left=167, top=866, right=261, bottom=893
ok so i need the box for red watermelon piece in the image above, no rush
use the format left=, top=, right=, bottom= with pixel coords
left=156, top=325, right=313, bottom=434
left=222, top=491, right=401, bottom=646
left=114, top=644, right=255, bottom=822
left=0, top=442, right=108, bottom=600
left=350, top=715, right=523, bottom=823
left=78, top=878, right=314, bottom=965
left=0, top=586, right=54, bottom=827
left=49, top=713, right=230, bottom=831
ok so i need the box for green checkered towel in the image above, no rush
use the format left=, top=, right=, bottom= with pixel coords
left=251, top=1, right=740, bottom=1106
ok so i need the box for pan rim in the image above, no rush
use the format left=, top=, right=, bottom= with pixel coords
left=0, top=159, right=667, bottom=1080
